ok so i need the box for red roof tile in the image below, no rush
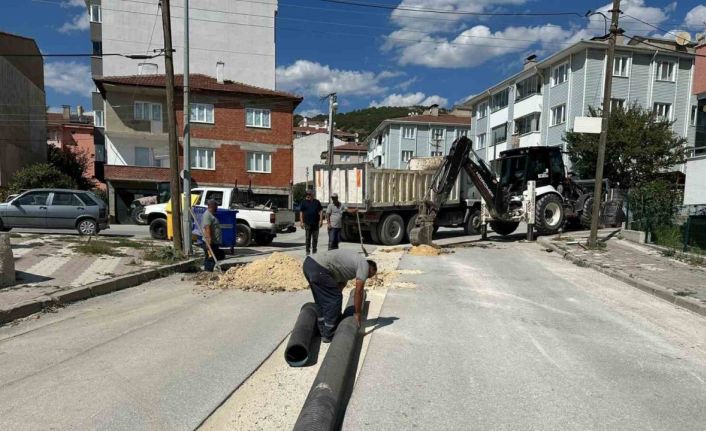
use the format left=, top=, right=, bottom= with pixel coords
left=388, top=114, right=470, bottom=125
left=333, top=142, right=367, bottom=153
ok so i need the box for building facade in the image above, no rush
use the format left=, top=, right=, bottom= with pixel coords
left=0, top=31, right=46, bottom=186
left=325, top=142, right=367, bottom=164
left=366, top=106, right=471, bottom=169
left=464, top=37, right=697, bottom=168
left=95, top=74, right=301, bottom=223
left=293, top=133, right=346, bottom=185
left=684, top=38, right=706, bottom=206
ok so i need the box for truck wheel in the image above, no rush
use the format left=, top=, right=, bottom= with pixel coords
left=378, top=213, right=405, bottom=246
left=149, top=218, right=167, bottom=240
left=535, top=194, right=565, bottom=235
left=489, top=220, right=519, bottom=236
left=254, top=232, right=274, bottom=246
left=131, top=206, right=148, bottom=225
left=580, top=197, right=593, bottom=229
left=369, top=223, right=381, bottom=244
left=463, top=210, right=482, bottom=235
left=405, top=214, right=418, bottom=242
left=236, top=223, right=252, bottom=247
left=342, top=223, right=359, bottom=242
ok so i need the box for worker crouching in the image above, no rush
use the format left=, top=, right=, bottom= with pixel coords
left=302, top=249, right=377, bottom=342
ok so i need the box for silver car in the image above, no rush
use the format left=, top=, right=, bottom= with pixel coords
left=0, top=189, right=109, bottom=235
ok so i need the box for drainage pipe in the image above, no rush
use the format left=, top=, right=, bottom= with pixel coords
left=285, top=302, right=319, bottom=367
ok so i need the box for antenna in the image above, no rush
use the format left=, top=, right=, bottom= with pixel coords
left=675, top=31, right=691, bottom=46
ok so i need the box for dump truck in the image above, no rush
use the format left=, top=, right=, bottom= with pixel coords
left=313, top=159, right=483, bottom=246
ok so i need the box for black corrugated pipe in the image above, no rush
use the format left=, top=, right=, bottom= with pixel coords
left=285, top=302, right=319, bottom=367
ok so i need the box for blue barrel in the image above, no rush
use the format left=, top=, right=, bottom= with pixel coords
left=192, top=206, right=238, bottom=248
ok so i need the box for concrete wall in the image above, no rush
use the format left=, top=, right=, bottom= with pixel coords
left=684, top=155, right=706, bottom=205
left=293, top=133, right=345, bottom=184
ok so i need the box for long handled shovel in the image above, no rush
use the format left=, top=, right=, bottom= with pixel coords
left=190, top=207, right=223, bottom=273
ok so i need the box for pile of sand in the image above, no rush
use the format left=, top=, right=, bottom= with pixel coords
left=217, top=252, right=308, bottom=292
left=409, top=244, right=443, bottom=256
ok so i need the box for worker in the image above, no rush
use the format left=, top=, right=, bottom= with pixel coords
left=200, top=199, right=225, bottom=272
left=299, top=189, right=323, bottom=255
left=302, top=249, right=377, bottom=342
left=326, top=193, right=358, bottom=250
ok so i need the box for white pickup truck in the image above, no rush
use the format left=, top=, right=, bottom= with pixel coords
left=143, top=186, right=295, bottom=247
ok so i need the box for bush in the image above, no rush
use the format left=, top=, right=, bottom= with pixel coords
left=652, top=225, right=683, bottom=249
left=628, top=180, right=681, bottom=232
left=8, top=163, right=76, bottom=193
left=48, top=146, right=93, bottom=190
left=292, top=182, right=308, bottom=204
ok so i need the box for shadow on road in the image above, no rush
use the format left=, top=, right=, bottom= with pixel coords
left=363, top=316, right=399, bottom=336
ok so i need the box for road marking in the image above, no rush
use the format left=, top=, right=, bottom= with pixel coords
left=71, top=257, right=123, bottom=287
left=24, top=256, right=72, bottom=278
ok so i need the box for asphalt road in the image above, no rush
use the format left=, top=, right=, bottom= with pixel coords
left=344, top=241, right=706, bottom=430
left=0, top=274, right=309, bottom=430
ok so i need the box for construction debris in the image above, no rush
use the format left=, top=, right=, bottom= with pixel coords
left=216, top=253, right=308, bottom=292
left=409, top=244, right=443, bottom=256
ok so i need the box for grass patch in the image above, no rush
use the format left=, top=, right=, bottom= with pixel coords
left=674, top=290, right=696, bottom=297
left=142, top=246, right=183, bottom=265
left=72, top=240, right=127, bottom=257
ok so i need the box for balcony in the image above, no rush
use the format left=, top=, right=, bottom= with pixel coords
left=513, top=94, right=542, bottom=119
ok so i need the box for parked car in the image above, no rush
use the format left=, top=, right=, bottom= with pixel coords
left=0, top=189, right=109, bottom=235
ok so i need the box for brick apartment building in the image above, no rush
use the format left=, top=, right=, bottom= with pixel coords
left=94, top=74, right=302, bottom=223
left=47, top=106, right=105, bottom=190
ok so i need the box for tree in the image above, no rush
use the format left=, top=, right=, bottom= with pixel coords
left=292, top=181, right=307, bottom=204
left=8, top=164, right=76, bottom=192
left=47, top=145, right=93, bottom=190
left=564, top=104, right=689, bottom=189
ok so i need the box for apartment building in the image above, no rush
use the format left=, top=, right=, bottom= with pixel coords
left=464, top=37, right=697, bottom=168
left=0, top=31, right=46, bottom=186
left=684, top=38, right=706, bottom=206
left=323, top=142, right=367, bottom=164
left=367, top=106, right=471, bottom=169
left=94, top=74, right=301, bottom=223
left=293, top=133, right=346, bottom=184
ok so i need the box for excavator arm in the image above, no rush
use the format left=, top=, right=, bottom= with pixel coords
left=410, top=136, right=500, bottom=246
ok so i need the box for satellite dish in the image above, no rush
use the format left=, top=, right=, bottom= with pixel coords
left=675, top=31, right=691, bottom=46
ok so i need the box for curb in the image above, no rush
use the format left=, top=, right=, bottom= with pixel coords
left=537, top=238, right=706, bottom=319
left=0, top=258, right=200, bottom=325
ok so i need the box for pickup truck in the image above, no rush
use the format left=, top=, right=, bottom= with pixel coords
left=143, top=186, right=295, bottom=247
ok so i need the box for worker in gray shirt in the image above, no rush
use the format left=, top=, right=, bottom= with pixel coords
left=326, top=193, right=356, bottom=250
left=200, top=199, right=225, bottom=271
left=302, top=249, right=377, bottom=342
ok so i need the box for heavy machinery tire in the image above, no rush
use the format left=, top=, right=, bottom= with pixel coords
left=149, top=218, right=167, bottom=240
left=378, top=213, right=405, bottom=245
left=369, top=223, right=381, bottom=244
left=463, top=209, right=482, bottom=235
left=254, top=232, right=274, bottom=246
left=405, top=214, right=418, bottom=242
left=580, top=197, right=593, bottom=229
left=489, top=220, right=519, bottom=236
left=236, top=223, right=252, bottom=247
left=131, top=206, right=148, bottom=225
left=535, top=194, right=565, bottom=235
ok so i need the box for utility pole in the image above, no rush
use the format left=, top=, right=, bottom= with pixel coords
left=326, top=93, right=337, bottom=199
left=160, top=0, right=183, bottom=252
left=181, top=0, right=192, bottom=256
left=588, top=0, right=621, bottom=248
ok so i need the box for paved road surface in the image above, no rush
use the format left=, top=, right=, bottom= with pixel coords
left=13, top=224, right=151, bottom=239
left=345, top=241, right=706, bottom=430
left=0, top=275, right=309, bottom=430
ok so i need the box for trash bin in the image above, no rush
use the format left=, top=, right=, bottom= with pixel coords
left=192, top=206, right=238, bottom=252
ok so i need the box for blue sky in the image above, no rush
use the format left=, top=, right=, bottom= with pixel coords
left=1, top=0, right=704, bottom=116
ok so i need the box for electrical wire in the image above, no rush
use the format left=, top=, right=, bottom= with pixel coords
left=318, top=0, right=583, bottom=17
left=625, top=35, right=706, bottom=58
left=621, top=13, right=688, bottom=40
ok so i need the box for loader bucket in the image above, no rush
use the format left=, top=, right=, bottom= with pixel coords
left=409, top=225, right=433, bottom=246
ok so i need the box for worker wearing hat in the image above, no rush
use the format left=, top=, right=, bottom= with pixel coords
left=299, top=189, right=323, bottom=255
left=326, top=192, right=358, bottom=250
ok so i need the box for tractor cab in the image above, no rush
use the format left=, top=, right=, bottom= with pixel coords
left=498, top=146, right=565, bottom=194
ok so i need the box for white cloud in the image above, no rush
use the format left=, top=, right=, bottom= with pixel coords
left=276, top=60, right=396, bottom=97
left=684, top=5, right=706, bottom=30
left=370, top=92, right=448, bottom=108
left=59, top=13, right=89, bottom=33
left=44, top=61, right=93, bottom=96
left=61, top=0, right=86, bottom=7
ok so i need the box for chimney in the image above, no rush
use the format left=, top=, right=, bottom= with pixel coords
left=62, top=105, right=71, bottom=120
left=77, top=105, right=84, bottom=118
left=216, top=61, right=225, bottom=84
left=523, top=54, right=538, bottom=70
left=303, top=117, right=308, bottom=127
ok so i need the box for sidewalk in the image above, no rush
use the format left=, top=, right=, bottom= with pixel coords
left=538, top=232, right=706, bottom=317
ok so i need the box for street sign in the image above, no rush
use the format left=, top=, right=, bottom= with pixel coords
left=573, top=116, right=602, bottom=134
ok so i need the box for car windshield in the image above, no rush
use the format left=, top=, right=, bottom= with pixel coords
left=500, top=155, right=528, bottom=189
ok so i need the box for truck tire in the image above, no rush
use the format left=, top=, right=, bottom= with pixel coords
left=535, top=194, right=565, bottom=235
left=378, top=213, right=405, bottom=245
left=405, top=214, right=418, bottom=242
left=463, top=209, right=482, bottom=235
left=131, top=206, right=148, bottom=225
left=489, top=220, right=519, bottom=236
left=342, top=223, right=359, bottom=242
left=369, top=223, right=381, bottom=244
left=580, top=197, right=593, bottom=229
left=236, top=223, right=252, bottom=247
left=149, top=218, right=167, bottom=240
left=254, top=232, right=274, bottom=246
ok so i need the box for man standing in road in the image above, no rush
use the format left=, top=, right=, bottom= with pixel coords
left=299, top=190, right=323, bottom=255
left=200, top=199, right=225, bottom=272
left=302, top=249, right=377, bottom=342
left=326, top=193, right=356, bottom=250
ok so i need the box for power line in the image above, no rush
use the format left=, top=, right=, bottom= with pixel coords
left=625, top=34, right=706, bottom=58
left=621, top=13, right=684, bottom=40
left=318, top=0, right=583, bottom=17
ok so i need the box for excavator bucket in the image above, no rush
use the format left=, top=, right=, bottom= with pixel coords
left=409, top=225, right=433, bottom=246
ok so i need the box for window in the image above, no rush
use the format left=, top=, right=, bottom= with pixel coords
left=514, top=113, right=540, bottom=135
left=340, top=154, right=352, bottom=162
left=550, top=104, right=566, bottom=126
left=134, top=102, right=162, bottom=121
left=190, top=103, right=215, bottom=123
left=138, top=63, right=158, bottom=74
left=656, top=61, right=675, bottom=82
left=613, top=56, right=630, bottom=77
left=431, top=128, right=445, bottom=140
left=77, top=193, right=98, bottom=206
left=476, top=133, right=486, bottom=150
left=51, top=192, right=82, bottom=206
left=89, top=4, right=102, bottom=23
left=476, top=102, right=487, bottom=119
left=190, top=147, right=215, bottom=170
left=247, top=151, right=272, bottom=173
left=135, top=147, right=159, bottom=167
left=491, top=124, right=507, bottom=145
left=610, top=98, right=625, bottom=112
left=653, top=103, right=672, bottom=121
left=94, top=110, right=104, bottom=128
left=92, top=41, right=102, bottom=56
left=457, top=129, right=468, bottom=137
left=204, top=191, right=223, bottom=206
left=246, top=108, right=271, bottom=128
left=515, top=75, right=541, bottom=100
left=691, top=105, right=698, bottom=126
left=552, top=62, right=569, bottom=86
left=401, top=150, right=414, bottom=162
left=430, top=151, right=443, bottom=157
left=402, top=126, right=416, bottom=139
left=16, top=192, right=49, bottom=206
left=490, top=88, right=509, bottom=112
